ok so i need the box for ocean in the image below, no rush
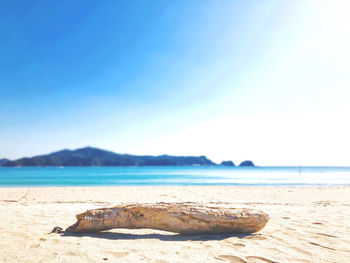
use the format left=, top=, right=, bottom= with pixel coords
left=0, top=166, right=350, bottom=187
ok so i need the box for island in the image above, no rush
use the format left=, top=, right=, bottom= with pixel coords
left=220, top=160, right=235, bottom=167
left=239, top=160, right=255, bottom=167
left=2, top=147, right=216, bottom=167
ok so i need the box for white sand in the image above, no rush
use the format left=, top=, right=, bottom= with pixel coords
left=0, top=186, right=349, bottom=262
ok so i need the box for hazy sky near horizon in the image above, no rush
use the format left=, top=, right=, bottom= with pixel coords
left=1, top=0, right=350, bottom=165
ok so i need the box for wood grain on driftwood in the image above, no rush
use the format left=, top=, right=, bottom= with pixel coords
left=66, top=203, right=269, bottom=234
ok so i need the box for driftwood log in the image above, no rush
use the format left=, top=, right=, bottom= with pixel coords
left=66, top=203, right=269, bottom=234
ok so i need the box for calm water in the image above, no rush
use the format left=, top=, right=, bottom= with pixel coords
left=0, top=166, right=350, bottom=187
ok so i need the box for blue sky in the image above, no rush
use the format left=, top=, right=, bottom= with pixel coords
left=1, top=0, right=350, bottom=165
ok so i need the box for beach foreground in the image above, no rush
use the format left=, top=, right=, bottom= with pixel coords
left=0, top=186, right=349, bottom=262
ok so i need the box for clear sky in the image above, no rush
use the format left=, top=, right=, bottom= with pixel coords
left=1, top=0, right=349, bottom=165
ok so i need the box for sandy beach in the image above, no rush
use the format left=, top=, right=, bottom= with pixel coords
left=0, top=186, right=349, bottom=262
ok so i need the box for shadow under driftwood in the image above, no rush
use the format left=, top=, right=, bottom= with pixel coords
left=61, top=230, right=254, bottom=242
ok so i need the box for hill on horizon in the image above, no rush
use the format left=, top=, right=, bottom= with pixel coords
left=0, top=159, right=9, bottom=166
left=2, top=147, right=217, bottom=167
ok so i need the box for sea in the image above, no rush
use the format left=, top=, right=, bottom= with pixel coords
left=0, top=166, right=350, bottom=187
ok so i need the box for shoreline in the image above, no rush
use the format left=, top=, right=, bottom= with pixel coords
left=1, top=186, right=350, bottom=262
left=1, top=184, right=350, bottom=188
left=1, top=183, right=350, bottom=187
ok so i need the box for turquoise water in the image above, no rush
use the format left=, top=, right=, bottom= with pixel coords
left=1, top=166, right=350, bottom=187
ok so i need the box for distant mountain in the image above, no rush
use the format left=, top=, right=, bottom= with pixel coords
left=0, top=159, right=9, bottom=166
left=2, top=147, right=216, bottom=167
left=220, top=160, right=235, bottom=167
left=239, top=160, right=255, bottom=167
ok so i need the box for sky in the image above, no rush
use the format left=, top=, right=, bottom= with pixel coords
left=1, top=0, right=350, bottom=166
